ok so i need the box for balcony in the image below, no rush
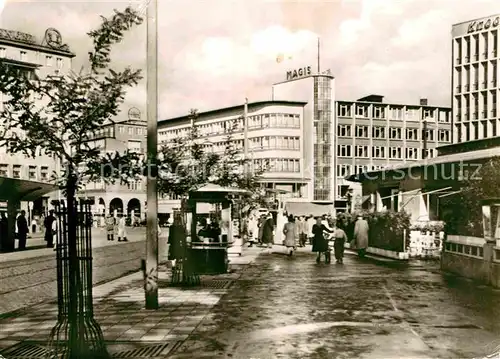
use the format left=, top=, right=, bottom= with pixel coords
left=456, top=85, right=461, bottom=93
left=465, top=56, right=470, bottom=63
left=465, top=84, right=470, bottom=92
left=473, top=83, right=478, bottom=90
left=456, top=57, right=462, bottom=65
left=482, top=110, right=488, bottom=118
left=474, top=54, right=479, bottom=61
left=492, top=80, right=497, bottom=87
left=473, top=112, right=478, bottom=120
left=493, top=109, right=498, bottom=117
left=464, top=112, right=469, bottom=121
left=482, top=81, right=488, bottom=89
left=493, top=49, right=498, bottom=57
left=483, top=52, right=488, bottom=59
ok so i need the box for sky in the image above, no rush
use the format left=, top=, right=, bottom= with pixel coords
left=0, top=0, right=498, bottom=120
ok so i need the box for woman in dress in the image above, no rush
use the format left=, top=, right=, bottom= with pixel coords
left=282, top=215, right=298, bottom=256
left=312, top=217, right=332, bottom=263
left=168, top=213, right=186, bottom=268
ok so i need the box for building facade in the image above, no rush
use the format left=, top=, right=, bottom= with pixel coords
left=336, top=95, right=452, bottom=210
left=0, top=27, right=74, bottom=218
left=78, top=108, right=147, bottom=221
left=452, top=14, right=500, bottom=143
left=157, top=101, right=309, bottom=212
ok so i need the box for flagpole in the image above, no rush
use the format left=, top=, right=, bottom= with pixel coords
left=317, top=37, right=320, bottom=73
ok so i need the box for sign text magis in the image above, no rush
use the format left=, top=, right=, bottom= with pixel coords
left=467, top=15, right=500, bottom=33
left=286, top=66, right=312, bottom=81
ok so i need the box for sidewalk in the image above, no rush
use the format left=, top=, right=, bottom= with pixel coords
left=0, top=246, right=265, bottom=358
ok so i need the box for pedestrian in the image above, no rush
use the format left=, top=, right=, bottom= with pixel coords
left=296, top=216, right=306, bottom=247
left=353, top=215, right=369, bottom=258
left=257, top=214, right=265, bottom=246
left=16, top=210, right=29, bottom=250
left=0, top=212, right=8, bottom=251
left=312, top=217, right=332, bottom=263
left=31, top=217, right=37, bottom=233
left=307, top=215, right=315, bottom=245
left=247, top=215, right=258, bottom=247
left=105, top=214, right=115, bottom=241
left=333, top=220, right=348, bottom=264
left=117, top=215, right=128, bottom=242
left=282, top=215, right=298, bottom=256
left=261, top=212, right=274, bottom=249
left=44, top=210, right=56, bottom=248
left=168, top=212, right=185, bottom=269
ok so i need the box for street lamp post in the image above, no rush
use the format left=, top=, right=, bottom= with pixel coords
left=144, top=0, right=159, bottom=310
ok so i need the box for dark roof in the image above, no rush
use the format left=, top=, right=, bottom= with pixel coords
left=437, top=136, right=500, bottom=156
left=158, top=100, right=308, bottom=126
left=0, top=177, right=57, bottom=201
left=357, top=94, right=384, bottom=102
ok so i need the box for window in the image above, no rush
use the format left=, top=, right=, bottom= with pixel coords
left=372, top=146, right=386, bottom=158
left=338, top=104, right=351, bottom=117
left=390, top=107, right=403, bottom=120
left=405, top=108, right=419, bottom=121
left=373, top=106, right=385, bottom=119
left=13, top=165, right=21, bottom=178
left=337, top=145, right=351, bottom=157
left=337, top=164, right=351, bottom=177
left=389, top=127, right=402, bottom=139
left=355, top=145, right=369, bottom=158
left=20, top=51, right=27, bottom=61
left=0, top=164, right=7, bottom=176
left=118, top=126, right=125, bottom=134
left=372, top=126, right=386, bottom=139
left=28, top=165, right=36, bottom=179
left=423, top=109, right=433, bottom=119
left=424, top=129, right=435, bottom=141
left=128, top=127, right=134, bottom=135
left=406, top=147, right=419, bottom=160
left=438, top=130, right=450, bottom=142
left=45, top=55, right=53, bottom=66
left=389, top=147, right=402, bottom=159
left=354, top=165, right=369, bottom=174
left=337, top=125, right=351, bottom=137
left=0, top=47, right=5, bottom=58
left=355, top=125, right=369, bottom=138
left=356, top=105, right=368, bottom=117
left=406, top=128, right=419, bottom=140
left=40, top=166, right=49, bottom=181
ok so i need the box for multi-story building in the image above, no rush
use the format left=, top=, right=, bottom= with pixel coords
left=452, top=14, right=500, bottom=143
left=336, top=95, right=452, bottom=209
left=78, top=107, right=147, bottom=221
left=157, top=100, right=309, bottom=213
left=0, top=27, right=74, bottom=217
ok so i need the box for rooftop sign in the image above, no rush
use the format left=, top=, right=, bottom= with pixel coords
left=286, top=66, right=312, bottom=81
left=467, top=15, right=500, bottom=33
left=0, top=29, right=36, bottom=45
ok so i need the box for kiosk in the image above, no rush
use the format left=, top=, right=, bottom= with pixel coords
left=187, top=184, right=249, bottom=274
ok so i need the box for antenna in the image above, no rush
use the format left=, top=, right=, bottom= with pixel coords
left=317, top=37, right=320, bottom=73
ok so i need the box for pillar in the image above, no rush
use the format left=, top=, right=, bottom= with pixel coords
left=221, top=201, right=231, bottom=242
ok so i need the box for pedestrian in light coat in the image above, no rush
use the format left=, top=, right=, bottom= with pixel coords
left=282, top=215, right=298, bottom=256
left=353, top=215, right=369, bottom=258
left=117, top=215, right=128, bottom=242
left=296, top=216, right=307, bottom=247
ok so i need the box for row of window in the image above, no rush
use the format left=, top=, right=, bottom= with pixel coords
left=338, top=125, right=451, bottom=142
left=337, top=104, right=451, bottom=122
left=0, top=164, right=50, bottom=180
left=159, top=113, right=301, bottom=140
left=118, top=125, right=147, bottom=136
left=0, top=47, right=64, bottom=68
left=336, top=164, right=385, bottom=177
left=337, top=145, right=436, bottom=159
left=455, top=30, right=498, bottom=66
left=249, top=136, right=300, bottom=150
left=252, top=158, right=300, bottom=173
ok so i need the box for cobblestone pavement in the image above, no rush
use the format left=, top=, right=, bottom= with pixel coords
left=169, top=250, right=500, bottom=359
left=2, top=247, right=500, bottom=358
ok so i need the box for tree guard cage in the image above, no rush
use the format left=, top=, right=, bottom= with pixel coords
left=46, top=199, right=109, bottom=359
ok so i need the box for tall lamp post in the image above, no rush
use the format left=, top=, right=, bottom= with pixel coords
left=145, top=0, right=159, bottom=309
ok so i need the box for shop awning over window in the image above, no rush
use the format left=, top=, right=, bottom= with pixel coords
left=284, top=202, right=333, bottom=217
left=0, top=176, right=57, bottom=201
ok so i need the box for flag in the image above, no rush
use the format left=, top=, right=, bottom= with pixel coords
left=276, top=53, right=293, bottom=64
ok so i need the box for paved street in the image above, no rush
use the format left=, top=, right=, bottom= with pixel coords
left=1, top=246, right=500, bottom=358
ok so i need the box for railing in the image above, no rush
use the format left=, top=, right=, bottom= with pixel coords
left=444, top=235, right=484, bottom=258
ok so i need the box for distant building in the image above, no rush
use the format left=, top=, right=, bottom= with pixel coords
left=0, top=27, right=74, bottom=218
left=452, top=13, right=500, bottom=143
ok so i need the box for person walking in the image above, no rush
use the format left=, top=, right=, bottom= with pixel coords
left=247, top=215, right=258, bottom=247
left=16, top=210, right=29, bottom=250
left=117, top=215, right=128, bottom=242
left=353, top=215, right=369, bottom=258
left=307, top=215, right=315, bottom=245
left=312, top=217, right=332, bottom=263
left=282, top=215, right=298, bottom=256
left=105, top=214, right=116, bottom=241
left=0, top=212, right=7, bottom=251
left=296, top=216, right=307, bottom=247
left=333, top=220, right=348, bottom=264
left=168, top=213, right=185, bottom=269
left=44, top=210, right=56, bottom=248
left=261, top=213, right=274, bottom=249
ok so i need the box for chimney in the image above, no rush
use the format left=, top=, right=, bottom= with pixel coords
left=420, top=98, right=428, bottom=106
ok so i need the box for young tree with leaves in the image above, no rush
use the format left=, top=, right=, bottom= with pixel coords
left=0, top=7, right=143, bottom=358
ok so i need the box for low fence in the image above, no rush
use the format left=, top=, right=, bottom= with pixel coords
left=408, top=231, right=444, bottom=259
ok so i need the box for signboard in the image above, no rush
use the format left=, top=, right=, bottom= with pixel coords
left=467, top=15, right=500, bottom=33
left=0, top=29, right=36, bottom=45
left=286, top=66, right=312, bottom=81
left=128, top=107, right=142, bottom=121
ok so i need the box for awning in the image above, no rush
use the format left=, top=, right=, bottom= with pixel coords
left=0, top=176, right=57, bottom=201
left=284, top=201, right=333, bottom=216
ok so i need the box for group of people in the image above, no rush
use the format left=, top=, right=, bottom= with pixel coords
left=244, top=212, right=370, bottom=264
left=105, top=214, right=129, bottom=242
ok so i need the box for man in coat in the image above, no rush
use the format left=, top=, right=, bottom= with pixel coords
left=262, top=213, right=274, bottom=248
left=16, top=210, right=29, bottom=250
left=44, top=210, right=56, bottom=248
left=353, top=215, right=369, bottom=258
